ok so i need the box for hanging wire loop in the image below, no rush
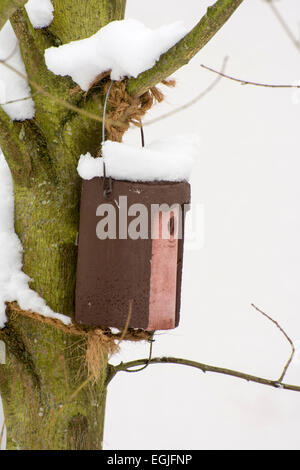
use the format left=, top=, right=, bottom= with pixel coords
left=102, top=80, right=114, bottom=199
left=101, top=80, right=145, bottom=199
left=123, top=332, right=155, bottom=373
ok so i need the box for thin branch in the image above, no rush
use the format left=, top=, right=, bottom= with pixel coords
left=0, top=0, right=27, bottom=29
left=0, top=39, right=18, bottom=63
left=200, top=63, right=300, bottom=88
left=108, top=356, right=300, bottom=392
left=251, top=304, right=295, bottom=383
left=10, top=8, right=51, bottom=86
left=266, top=0, right=300, bottom=53
left=127, top=0, right=244, bottom=97
left=117, top=299, right=133, bottom=345
left=0, top=95, right=34, bottom=106
left=144, top=57, right=228, bottom=127
left=107, top=305, right=298, bottom=393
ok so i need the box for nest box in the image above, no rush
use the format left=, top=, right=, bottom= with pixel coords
left=75, top=177, right=190, bottom=330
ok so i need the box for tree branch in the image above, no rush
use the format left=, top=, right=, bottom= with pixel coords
left=200, top=63, right=300, bottom=88
left=0, top=105, right=31, bottom=184
left=266, top=0, right=300, bottom=53
left=9, top=8, right=80, bottom=141
left=0, top=104, right=54, bottom=184
left=127, top=0, right=244, bottom=97
left=251, top=304, right=295, bottom=383
left=10, top=8, right=51, bottom=84
left=108, top=356, right=300, bottom=392
left=49, top=0, right=127, bottom=44
left=0, top=60, right=126, bottom=128
left=144, top=56, right=228, bottom=127
left=0, top=0, right=27, bottom=29
left=107, top=304, right=299, bottom=394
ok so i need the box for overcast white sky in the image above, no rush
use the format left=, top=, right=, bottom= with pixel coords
left=104, top=0, right=300, bottom=450
left=1, top=0, right=300, bottom=451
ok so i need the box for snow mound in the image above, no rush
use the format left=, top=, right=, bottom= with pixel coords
left=45, top=18, right=188, bottom=91
left=25, top=0, right=54, bottom=29
left=77, top=135, right=201, bottom=182
left=0, top=0, right=53, bottom=120
left=0, top=22, right=35, bottom=120
left=0, top=152, right=71, bottom=328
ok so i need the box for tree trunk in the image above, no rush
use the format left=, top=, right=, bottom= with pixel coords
left=0, top=0, right=244, bottom=450
left=0, top=0, right=126, bottom=450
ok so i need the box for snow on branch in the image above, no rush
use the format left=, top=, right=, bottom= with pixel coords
left=44, top=19, right=188, bottom=91
left=127, top=0, right=244, bottom=97
left=25, top=0, right=54, bottom=29
left=0, top=21, right=34, bottom=120
left=0, top=1, right=54, bottom=120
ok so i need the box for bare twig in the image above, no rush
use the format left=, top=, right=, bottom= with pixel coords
left=0, top=40, right=18, bottom=63
left=117, top=299, right=133, bottom=344
left=251, top=303, right=295, bottom=383
left=144, top=57, right=228, bottom=127
left=108, top=356, right=300, bottom=392
left=0, top=96, right=33, bottom=106
left=266, top=0, right=300, bottom=53
left=200, top=64, right=300, bottom=89
left=107, top=305, right=298, bottom=392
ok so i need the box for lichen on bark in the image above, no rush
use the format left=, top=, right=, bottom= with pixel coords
left=0, top=0, right=244, bottom=450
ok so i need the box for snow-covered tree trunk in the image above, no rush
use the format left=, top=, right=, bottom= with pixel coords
left=0, top=0, right=243, bottom=450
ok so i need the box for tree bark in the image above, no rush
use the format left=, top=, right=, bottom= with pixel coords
left=0, top=0, right=126, bottom=450
left=0, top=0, right=244, bottom=450
left=0, top=0, right=27, bottom=29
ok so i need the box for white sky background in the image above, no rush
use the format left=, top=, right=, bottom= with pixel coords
left=104, top=0, right=300, bottom=450
left=1, top=0, right=300, bottom=451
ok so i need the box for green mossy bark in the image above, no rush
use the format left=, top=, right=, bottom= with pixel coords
left=0, top=314, right=107, bottom=450
left=0, top=0, right=27, bottom=29
left=0, top=0, right=244, bottom=450
left=0, top=0, right=126, bottom=450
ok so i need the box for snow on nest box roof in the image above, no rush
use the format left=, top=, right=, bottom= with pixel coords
left=44, top=19, right=188, bottom=91
left=77, top=135, right=201, bottom=183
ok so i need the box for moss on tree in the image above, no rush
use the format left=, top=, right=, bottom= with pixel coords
left=0, top=0, right=244, bottom=450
